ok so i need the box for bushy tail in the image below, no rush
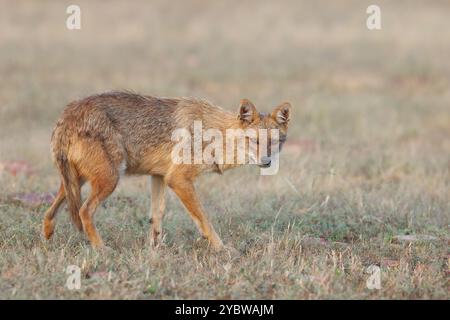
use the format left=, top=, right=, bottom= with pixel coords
left=51, top=117, right=83, bottom=231
left=53, top=143, right=83, bottom=231
left=55, top=153, right=83, bottom=232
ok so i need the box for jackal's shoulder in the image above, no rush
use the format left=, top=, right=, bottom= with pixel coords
left=173, top=96, right=233, bottom=124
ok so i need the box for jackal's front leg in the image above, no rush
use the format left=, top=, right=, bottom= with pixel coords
left=167, top=177, right=224, bottom=251
left=150, top=175, right=166, bottom=246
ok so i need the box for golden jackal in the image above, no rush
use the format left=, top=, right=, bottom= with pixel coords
left=42, top=91, right=291, bottom=250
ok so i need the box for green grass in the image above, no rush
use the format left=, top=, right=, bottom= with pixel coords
left=0, top=0, right=449, bottom=299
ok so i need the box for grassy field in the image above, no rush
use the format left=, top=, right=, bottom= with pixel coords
left=0, top=0, right=449, bottom=299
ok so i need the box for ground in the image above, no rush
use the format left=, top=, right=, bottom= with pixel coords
left=0, top=0, right=449, bottom=299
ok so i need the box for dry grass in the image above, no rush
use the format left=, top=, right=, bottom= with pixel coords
left=0, top=0, right=449, bottom=299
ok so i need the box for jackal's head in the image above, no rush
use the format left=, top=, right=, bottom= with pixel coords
left=236, top=99, right=291, bottom=168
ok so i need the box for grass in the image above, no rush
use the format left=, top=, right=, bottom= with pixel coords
left=0, top=0, right=449, bottom=299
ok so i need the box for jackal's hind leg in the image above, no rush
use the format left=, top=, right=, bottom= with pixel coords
left=42, top=183, right=66, bottom=239
left=72, top=137, right=122, bottom=249
left=79, top=174, right=118, bottom=249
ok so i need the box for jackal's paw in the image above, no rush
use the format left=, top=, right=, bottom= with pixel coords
left=194, top=236, right=209, bottom=246
left=150, top=230, right=164, bottom=247
left=42, top=220, right=55, bottom=240
left=94, top=244, right=114, bottom=255
left=149, top=239, right=166, bottom=250
left=207, top=238, right=225, bottom=252
left=222, top=244, right=241, bottom=259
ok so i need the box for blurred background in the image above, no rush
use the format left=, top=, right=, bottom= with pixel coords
left=1, top=0, right=449, bottom=165
left=0, top=0, right=449, bottom=299
left=2, top=0, right=449, bottom=198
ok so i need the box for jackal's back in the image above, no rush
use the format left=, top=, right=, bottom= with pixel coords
left=51, top=91, right=182, bottom=174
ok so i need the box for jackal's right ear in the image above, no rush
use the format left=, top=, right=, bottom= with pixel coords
left=238, top=99, right=257, bottom=124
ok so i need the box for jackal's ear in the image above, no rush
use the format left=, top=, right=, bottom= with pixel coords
left=238, top=99, right=257, bottom=124
left=271, top=102, right=291, bottom=125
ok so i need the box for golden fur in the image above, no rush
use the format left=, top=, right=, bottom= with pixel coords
left=43, top=91, right=291, bottom=250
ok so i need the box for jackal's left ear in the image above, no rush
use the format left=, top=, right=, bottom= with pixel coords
left=271, top=102, right=291, bottom=125
left=238, top=99, right=258, bottom=124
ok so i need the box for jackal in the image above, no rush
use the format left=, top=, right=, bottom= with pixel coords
left=42, top=91, right=291, bottom=250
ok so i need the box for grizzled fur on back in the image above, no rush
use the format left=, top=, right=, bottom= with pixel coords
left=52, top=92, right=178, bottom=175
